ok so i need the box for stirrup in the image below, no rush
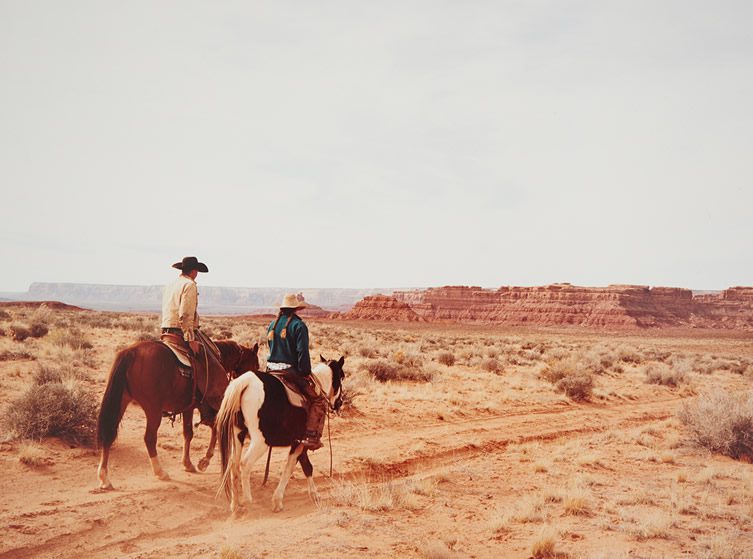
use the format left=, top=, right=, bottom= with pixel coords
left=299, top=434, right=323, bottom=451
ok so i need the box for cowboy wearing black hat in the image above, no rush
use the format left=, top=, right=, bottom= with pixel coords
left=161, top=256, right=209, bottom=356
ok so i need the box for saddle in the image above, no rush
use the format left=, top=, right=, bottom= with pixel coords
left=266, top=372, right=310, bottom=409
left=160, top=333, right=192, bottom=368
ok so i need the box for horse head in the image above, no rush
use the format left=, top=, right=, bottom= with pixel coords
left=217, top=341, right=260, bottom=378
left=320, top=354, right=346, bottom=412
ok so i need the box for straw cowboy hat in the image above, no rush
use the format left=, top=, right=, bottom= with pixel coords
left=280, top=293, right=307, bottom=309
left=172, top=256, right=209, bottom=273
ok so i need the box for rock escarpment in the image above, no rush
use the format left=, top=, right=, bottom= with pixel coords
left=335, top=295, right=425, bottom=322
left=336, top=284, right=753, bottom=329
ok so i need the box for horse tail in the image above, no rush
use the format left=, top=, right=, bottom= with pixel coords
left=97, top=348, right=133, bottom=449
left=216, top=372, right=251, bottom=499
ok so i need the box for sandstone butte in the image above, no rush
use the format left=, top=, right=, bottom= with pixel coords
left=333, top=285, right=753, bottom=329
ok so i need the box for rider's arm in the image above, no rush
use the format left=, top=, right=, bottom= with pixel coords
left=295, top=322, right=312, bottom=375
left=179, top=282, right=198, bottom=342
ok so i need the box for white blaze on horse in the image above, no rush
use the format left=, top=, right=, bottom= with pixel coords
left=215, top=356, right=345, bottom=513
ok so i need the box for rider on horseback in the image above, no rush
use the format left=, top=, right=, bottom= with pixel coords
left=266, top=293, right=327, bottom=451
left=161, top=256, right=207, bottom=362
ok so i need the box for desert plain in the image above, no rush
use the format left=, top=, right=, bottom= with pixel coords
left=1, top=303, right=752, bottom=559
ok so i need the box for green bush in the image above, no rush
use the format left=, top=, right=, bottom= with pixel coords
left=5, top=380, right=98, bottom=445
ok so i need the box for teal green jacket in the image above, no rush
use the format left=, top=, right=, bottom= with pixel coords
left=266, top=312, right=312, bottom=375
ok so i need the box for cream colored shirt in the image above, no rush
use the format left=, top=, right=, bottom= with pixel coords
left=160, top=274, right=200, bottom=341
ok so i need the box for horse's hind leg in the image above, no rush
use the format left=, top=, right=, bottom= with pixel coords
left=181, top=410, right=197, bottom=473
left=298, top=450, right=319, bottom=505
left=272, top=444, right=304, bottom=512
left=197, top=424, right=217, bottom=472
left=240, top=438, right=268, bottom=509
left=97, top=395, right=130, bottom=490
left=144, top=407, right=170, bottom=481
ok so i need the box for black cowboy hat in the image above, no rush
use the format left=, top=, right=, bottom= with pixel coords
left=172, top=256, right=209, bottom=273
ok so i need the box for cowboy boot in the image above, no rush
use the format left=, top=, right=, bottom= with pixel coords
left=300, top=377, right=327, bottom=451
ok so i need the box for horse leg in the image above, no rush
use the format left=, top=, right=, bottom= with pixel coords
left=97, top=395, right=130, bottom=490
left=144, top=407, right=170, bottom=481
left=197, top=423, right=216, bottom=472
left=298, top=450, right=319, bottom=506
left=229, top=428, right=244, bottom=514
left=272, top=444, right=304, bottom=512
left=181, top=410, right=197, bottom=473
left=239, top=438, right=268, bottom=509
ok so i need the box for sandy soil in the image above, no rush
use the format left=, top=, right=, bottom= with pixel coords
left=1, top=308, right=752, bottom=558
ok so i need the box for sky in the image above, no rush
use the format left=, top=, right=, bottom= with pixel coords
left=1, top=1, right=752, bottom=292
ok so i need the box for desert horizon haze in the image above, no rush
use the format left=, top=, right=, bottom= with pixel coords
left=2, top=1, right=753, bottom=291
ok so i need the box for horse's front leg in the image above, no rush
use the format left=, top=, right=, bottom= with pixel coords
left=181, top=410, right=197, bottom=473
left=197, top=422, right=217, bottom=472
left=272, top=444, right=304, bottom=512
left=298, top=450, right=319, bottom=506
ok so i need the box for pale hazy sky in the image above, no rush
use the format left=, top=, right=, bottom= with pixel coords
left=2, top=1, right=751, bottom=292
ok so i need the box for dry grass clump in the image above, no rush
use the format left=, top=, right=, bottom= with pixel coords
left=17, top=441, right=51, bottom=467
left=482, top=357, right=502, bottom=374
left=0, top=309, right=11, bottom=321
left=643, top=362, right=687, bottom=387
left=417, top=540, right=462, bottom=559
left=49, top=328, right=93, bottom=350
left=678, top=389, right=753, bottom=459
left=366, top=359, right=433, bottom=383
left=530, top=526, right=558, bottom=558
left=330, top=476, right=430, bottom=512
left=9, top=324, right=31, bottom=341
left=436, top=351, right=456, bottom=366
left=4, top=379, right=98, bottom=445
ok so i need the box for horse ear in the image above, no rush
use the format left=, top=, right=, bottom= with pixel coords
left=252, top=342, right=259, bottom=353
left=338, top=356, right=345, bottom=367
left=320, top=354, right=326, bottom=362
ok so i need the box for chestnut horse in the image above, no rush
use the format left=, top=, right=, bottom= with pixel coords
left=96, top=339, right=259, bottom=489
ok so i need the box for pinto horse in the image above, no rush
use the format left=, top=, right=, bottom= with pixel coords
left=216, top=356, right=345, bottom=513
left=96, top=339, right=259, bottom=489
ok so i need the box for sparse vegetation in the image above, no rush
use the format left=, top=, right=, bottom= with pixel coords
left=366, top=359, right=433, bottom=382
left=644, top=362, right=688, bottom=387
left=679, top=389, right=753, bottom=459
left=4, top=380, right=98, bottom=445
left=436, top=351, right=456, bottom=366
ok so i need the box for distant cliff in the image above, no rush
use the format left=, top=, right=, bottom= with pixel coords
left=334, top=284, right=753, bottom=330
left=10, top=283, right=399, bottom=313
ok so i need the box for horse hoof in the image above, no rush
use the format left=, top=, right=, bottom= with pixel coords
left=157, top=471, right=171, bottom=481
left=99, top=482, right=114, bottom=491
left=197, top=458, right=210, bottom=472
left=272, top=502, right=283, bottom=513
left=184, top=463, right=198, bottom=473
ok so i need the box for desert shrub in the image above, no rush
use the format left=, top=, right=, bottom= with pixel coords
left=359, top=346, right=378, bottom=358
left=644, top=362, right=687, bottom=387
left=616, top=345, right=644, bottom=364
left=393, top=350, right=424, bottom=368
left=0, top=350, right=34, bottom=361
left=34, top=365, right=63, bottom=385
left=9, top=324, right=30, bottom=341
left=482, top=358, right=502, bottom=374
left=4, top=380, right=98, bottom=445
left=0, top=310, right=11, bottom=321
left=30, top=304, right=53, bottom=325
left=17, top=441, right=50, bottom=467
left=555, top=373, right=593, bottom=401
left=678, top=389, right=753, bottom=459
left=49, top=328, right=93, bottom=350
left=437, top=351, right=456, bottom=366
left=29, top=323, right=49, bottom=338
left=366, top=360, right=433, bottom=383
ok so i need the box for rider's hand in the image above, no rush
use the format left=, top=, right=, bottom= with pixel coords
left=188, top=341, right=201, bottom=355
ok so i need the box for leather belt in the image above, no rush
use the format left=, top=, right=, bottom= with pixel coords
left=162, top=327, right=183, bottom=335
